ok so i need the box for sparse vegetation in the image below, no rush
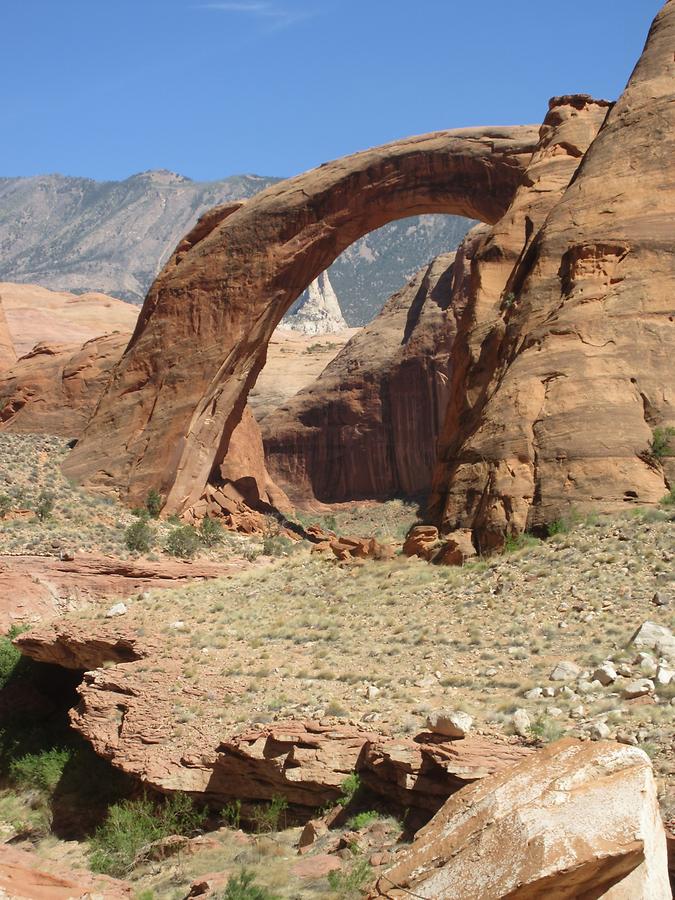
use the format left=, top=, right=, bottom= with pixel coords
left=145, top=489, right=163, bottom=519
left=220, top=870, right=280, bottom=900
left=327, top=858, right=372, bottom=897
left=165, top=525, right=200, bottom=559
left=250, top=795, right=288, bottom=833
left=89, top=793, right=206, bottom=877
left=650, top=426, right=675, bottom=459
left=125, top=519, right=155, bottom=554
left=35, top=489, right=54, bottom=521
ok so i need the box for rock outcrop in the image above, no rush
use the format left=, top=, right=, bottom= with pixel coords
left=428, top=3, right=675, bottom=549
left=281, top=271, right=349, bottom=335
left=0, top=282, right=138, bottom=357
left=263, top=252, right=458, bottom=504
left=0, top=334, right=130, bottom=436
left=372, top=738, right=672, bottom=899
left=0, top=844, right=131, bottom=899
left=62, top=126, right=540, bottom=513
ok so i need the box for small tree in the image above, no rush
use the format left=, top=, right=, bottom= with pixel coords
left=650, top=426, right=675, bottom=460
left=35, top=491, right=54, bottom=521
left=125, top=520, right=155, bottom=554
left=199, top=516, right=223, bottom=547
left=145, top=489, right=163, bottom=519
left=0, top=494, right=11, bottom=519
left=165, top=525, right=200, bottom=559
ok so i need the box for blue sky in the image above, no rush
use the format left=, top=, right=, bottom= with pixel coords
left=1, top=0, right=663, bottom=181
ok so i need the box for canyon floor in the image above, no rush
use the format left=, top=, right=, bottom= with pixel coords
left=0, top=431, right=673, bottom=898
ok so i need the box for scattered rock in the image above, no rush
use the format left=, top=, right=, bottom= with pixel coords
left=623, top=678, right=655, bottom=699
left=105, top=602, right=128, bottom=618
left=512, top=709, right=531, bottom=738
left=425, top=710, right=473, bottom=739
left=592, top=662, right=617, bottom=686
left=549, top=661, right=581, bottom=682
left=630, top=622, right=675, bottom=664
left=588, top=722, right=611, bottom=741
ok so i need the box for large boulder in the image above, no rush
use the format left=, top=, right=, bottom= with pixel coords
left=371, top=738, right=671, bottom=899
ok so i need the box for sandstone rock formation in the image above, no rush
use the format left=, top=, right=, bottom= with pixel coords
left=1, top=554, right=245, bottom=631
left=0, top=844, right=131, bottom=899
left=0, top=282, right=138, bottom=356
left=372, top=738, right=671, bottom=899
left=0, top=295, right=15, bottom=372
left=62, top=126, right=540, bottom=514
left=0, top=334, right=130, bottom=436
left=263, top=251, right=458, bottom=504
left=428, top=3, right=675, bottom=549
left=281, top=271, right=349, bottom=335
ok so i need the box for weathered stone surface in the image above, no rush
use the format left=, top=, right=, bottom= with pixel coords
left=0, top=334, right=130, bottom=436
left=14, top=623, right=148, bottom=669
left=402, top=525, right=440, bottom=561
left=281, top=271, right=348, bottom=336
left=0, top=553, right=246, bottom=631
left=371, top=739, right=671, bottom=899
left=62, top=126, right=540, bottom=513
left=0, top=294, right=15, bottom=373
left=263, top=251, right=460, bottom=504
left=360, top=732, right=532, bottom=816
left=425, top=709, right=473, bottom=739
left=429, top=5, right=675, bottom=547
left=630, top=621, right=675, bottom=664
left=0, top=844, right=131, bottom=899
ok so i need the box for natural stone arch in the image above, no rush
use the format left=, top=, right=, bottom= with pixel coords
left=63, top=125, right=540, bottom=514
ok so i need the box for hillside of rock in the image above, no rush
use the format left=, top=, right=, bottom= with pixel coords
left=281, top=272, right=348, bottom=335
left=428, top=3, right=675, bottom=551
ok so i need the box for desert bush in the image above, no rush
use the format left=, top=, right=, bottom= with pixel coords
left=145, top=489, right=163, bottom=519
left=89, top=793, right=205, bottom=876
left=327, top=858, right=372, bottom=896
left=660, top=487, right=675, bottom=506
left=221, top=798, right=241, bottom=829
left=220, top=870, right=280, bottom=900
left=199, top=517, right=223, bottom=547
left=9, top=747, right=72, bottom=793
left=0, top=627, right=24, bottom=689
left=0, top=494, right=11, bottom=518
left=346, top=810, right=380, bottom=829
left=503, top=532, right=539, bottom=553
left=165, top=525, right=200, bottom=559
left=337, top=773, right=361, bottom=807
left=261, top=534, right=293, bottom=557
left=35, top=491, right=54, bottom=521
left=528, top=715, right=564, bottom=743
left=124, top=520, right=155, bottom=554
left=650, top=426, right=675, bottom=459
left=250, top=795, right=287, bottom=833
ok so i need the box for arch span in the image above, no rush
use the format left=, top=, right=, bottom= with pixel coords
left=63, top=125, right=539, bottom=513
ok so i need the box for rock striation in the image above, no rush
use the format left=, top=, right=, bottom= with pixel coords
left=428, top=3, right=675, bottom=549
left=263, top=251, right=459, bottom=504
left=62, top=126, right=540, bottom=514
left=371, top=738, right=671, bottom=899
left=281, top=271, right=349, bottom=335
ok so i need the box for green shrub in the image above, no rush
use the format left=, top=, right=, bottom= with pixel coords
left=165, top=525, right=200, bottom=559
left=89, top=793, right=205, bottom=877
left=0, top=627, right=24, bottom=689
left=250, top=795, right=287, bottom=833
left=35, top=491, right=54, bottom=521
left=124, top=520, right=155, bottom=554
left=145, top=489, right=163, bottom=519
left=261, top=534, right=293, bottom=557
left=199, top=517, right=224, bottom=547
left=327, top=858, right=372, bottom=896
left=220, top=870, right=280, bottom=900
left=346, top=810, right=380, bottom=830
left=503, top=532, right=539, bottom=553
left=660, top=487, right=675, bottom=506
left=221, top=798, right=241, bottom=829
left=9, top=747, right=72, bottom=793
left=0, top=494, right=11, bottom=518
left=338, top=773, right=361, bottom=807
left=650, top=426, right=675, bottom=460
left=528, top=715, right=564, bottom=743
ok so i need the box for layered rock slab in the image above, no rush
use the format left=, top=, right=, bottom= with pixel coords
left=62, top=126, right=540, bottom=514
left=371, top=738, right=671, bottom=899
left=429, top=4, right=675, bottom=547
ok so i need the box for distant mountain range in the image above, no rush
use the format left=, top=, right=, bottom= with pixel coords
left=0, top=170, right=472, bottom=327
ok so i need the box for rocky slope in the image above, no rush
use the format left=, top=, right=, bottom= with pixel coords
left=281, top=271, right=348, bottom=335
left=263, top=250, right=459, bottom=504
left=428, top=2, right=675, bottom=551
left=0, top=296, right=15, bottom=372
left=0, top=171, right=470, bottom=325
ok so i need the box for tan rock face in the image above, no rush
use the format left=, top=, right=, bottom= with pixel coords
left=429, top=4, right=675, bottom=547
left=0, top=295, right=16, bottom=373
left=61, top=127, right=540, bottom=513
left=0, top=844, right=131, bottom=899
left=371, top=738, right=671, bottom=899
left=262, top=251, right=459, bottom=504
left=0, top=281, right=138, bottom=357
left=0, top=334, right=130, bottom=436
